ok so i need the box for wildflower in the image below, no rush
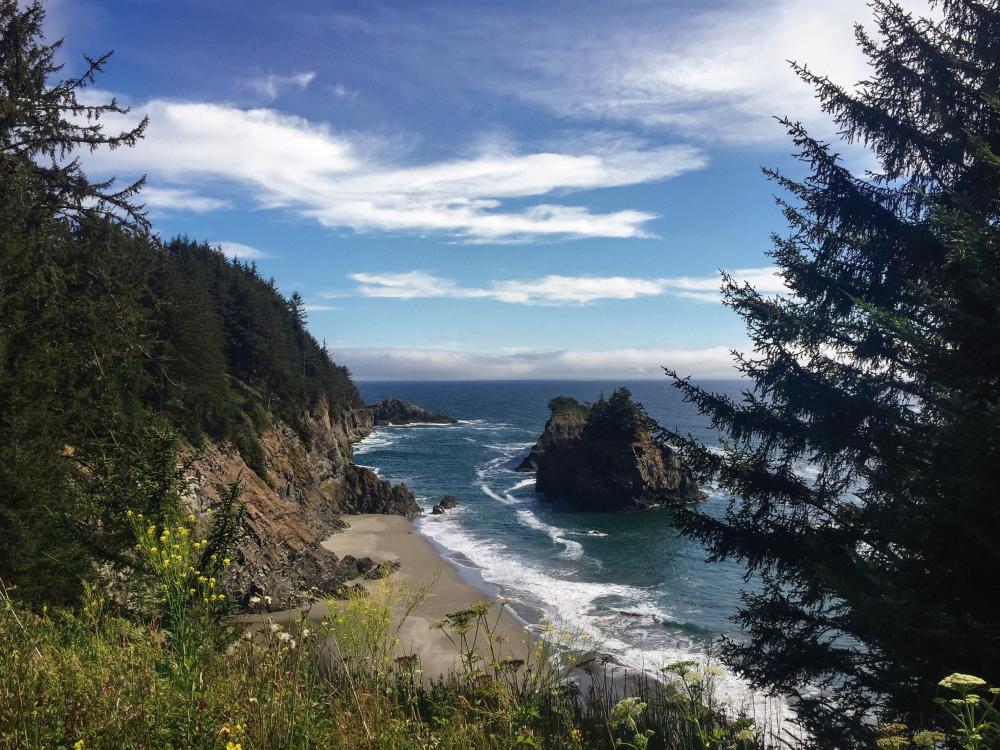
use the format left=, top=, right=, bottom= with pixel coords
left=249, top=596, right=261, bottom=605
left=264, top=595, right=272, bottom=605
left=126, top=509, right=133, bottom=517
left=913, top=731, right=946, bottom=748
left=73, top=741, right=84, bottom=750
left=939, top=673, right=986, bottom=691
left=187, top=513, right=196, bottom=523
left=735, top=728, right=755, bottom=741
left=269, top=622, right=281, bottom=633
left=278, top=631, right=292, bottom=642
left=225, top=742, right=243, bottom=750
left=223, top=558, right=231, bottom=567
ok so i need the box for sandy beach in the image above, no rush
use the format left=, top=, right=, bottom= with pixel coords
left=318, top=514, right=534, bottom=677
left=237, top=514, right=531, bottom=679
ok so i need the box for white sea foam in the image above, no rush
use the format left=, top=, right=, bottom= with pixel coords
left=353, top=430, right=404, bottom=455
left=485, top=441, right=536, bottom=453
left=418, top=502, right=777, bottom=721
left=515, top=509, right=583, bottom=559
left=479, top=483, right=522, bottom=505
left=506, top=478, right=535, bottom=493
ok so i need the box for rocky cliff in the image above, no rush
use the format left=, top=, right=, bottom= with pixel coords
left=185, top=402, right=419, bottom=610
left=368, top=397, right=457, bottom=426
left=518, top=389, right=705, bottom=511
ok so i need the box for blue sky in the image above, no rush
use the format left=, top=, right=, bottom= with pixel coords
left=50, top=0, right=930, bottom=379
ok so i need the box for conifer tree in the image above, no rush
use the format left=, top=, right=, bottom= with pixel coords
left=662, top=1, right=1000, bottom=744
left=0, top=0, right=148, bottom=230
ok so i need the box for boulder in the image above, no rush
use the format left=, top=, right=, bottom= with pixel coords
left=431, top=495, right=460, bottom=514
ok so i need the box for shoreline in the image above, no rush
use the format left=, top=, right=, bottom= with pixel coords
left=317, top=514, right=536, bottom=678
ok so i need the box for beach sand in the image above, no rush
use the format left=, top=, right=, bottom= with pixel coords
left=318, top=514, right=534, bottom=678
left=235, top=514, right=531, bottom=679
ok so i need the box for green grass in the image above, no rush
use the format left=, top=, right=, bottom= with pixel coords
left=0, top=512, right=994, bottom=749
left=0, top=578, right=760, bottom=750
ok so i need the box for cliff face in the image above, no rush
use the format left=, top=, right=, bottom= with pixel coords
left=185, top=403, right=418, bottom=609
left=518, top=392, right=705, bottom=511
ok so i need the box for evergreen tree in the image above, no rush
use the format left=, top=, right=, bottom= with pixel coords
left=0, top=0, right=148, bottom=230
left=662, top=1, right=1000, bottom=744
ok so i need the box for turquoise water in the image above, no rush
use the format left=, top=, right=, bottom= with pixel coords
left=354, top=380, right=751, bottom=681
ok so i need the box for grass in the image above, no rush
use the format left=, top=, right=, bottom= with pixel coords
left=0, top=578, right=760, bottom=749
left=0, top=510, right=994, bottom=748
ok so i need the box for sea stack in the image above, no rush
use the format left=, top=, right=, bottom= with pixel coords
left=518, top=388, right=705, bottom=511
left=367, top=397, right=457, bottom=426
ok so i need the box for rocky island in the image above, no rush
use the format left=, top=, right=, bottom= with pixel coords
left=518, top=388, right=705, bottom=511
left=368, top=396, right=457, bottom=426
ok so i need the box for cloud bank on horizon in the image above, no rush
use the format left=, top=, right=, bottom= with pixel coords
left=332, top=345, right=742, bottom=381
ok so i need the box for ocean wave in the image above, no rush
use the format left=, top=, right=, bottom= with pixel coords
left=515, top=509, right=583, bottom=559
left=353, top=430, right=405, bottom=455
left=485, top=441, right=536, bottom=453
left=506, top=477, right=535, bottom=493
left=479, top=483, right=522, bottom=505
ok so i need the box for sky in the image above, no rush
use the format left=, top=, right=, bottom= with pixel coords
left=49, top=0, right=933, bottom=380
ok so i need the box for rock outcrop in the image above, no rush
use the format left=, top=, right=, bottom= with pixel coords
left=185, top=401, right=418, bottom=610
left=367, top=397, right=457, bottom=426
left=431, top=495, right=459, bottom=514
left=517, top=389, right=705, bottom=511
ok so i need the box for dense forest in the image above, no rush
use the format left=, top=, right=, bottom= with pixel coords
left=0, top=4, right=360, bottom=603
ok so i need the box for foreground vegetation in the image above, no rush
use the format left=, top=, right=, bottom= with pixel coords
left=0, top=512, right=765, bottom=749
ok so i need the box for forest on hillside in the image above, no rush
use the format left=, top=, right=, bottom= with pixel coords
left=1, top=83, right=360, bottom=601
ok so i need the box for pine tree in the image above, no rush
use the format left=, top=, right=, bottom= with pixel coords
left=0, top=0, right=148, bottom=230
left=662, top=1, right=1000, bottom=744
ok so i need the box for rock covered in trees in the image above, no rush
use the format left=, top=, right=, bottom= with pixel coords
left=431, top=495, right=459, bottom=514
left=367, top=397, right=457, bottom=426
left=517, top=389, right=705, bottom=511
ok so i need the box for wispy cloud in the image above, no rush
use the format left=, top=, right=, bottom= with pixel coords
left=345, top=267, right=783, bottom=305
left=245, top=71, right=317, bottom=101
left=86, top=100, right=706, bottom=242
left=142, top=186, right=229, bottom=214
left=217, top=241, right=271, bottom=260
left=332, top=345, right=741, bottom=380
left=359, top=0, right=935, bottom=146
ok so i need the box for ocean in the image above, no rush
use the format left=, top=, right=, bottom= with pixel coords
left=354, top=379, right=755, bottom=697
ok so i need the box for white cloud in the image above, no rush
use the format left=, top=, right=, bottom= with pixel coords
left=303, top=304, right=341, bottom=312
left=85, top=99, right=706, bottom=241
left=345, top=267, right=782, bottom=305
left=659, top=267, right=786, bottom=303
left=217, top=241, right=270, bottom=260
left=141, top=186, right=229, bottom=213
left=332, top=345, right=741, bottom=380
left=245, top=71, right=317, bottom=101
